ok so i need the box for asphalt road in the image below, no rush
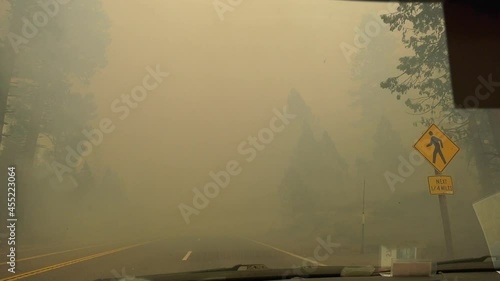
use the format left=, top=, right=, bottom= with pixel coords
left=0, top=235, right=324, bottom=281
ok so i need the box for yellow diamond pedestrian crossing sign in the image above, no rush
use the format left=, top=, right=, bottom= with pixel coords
left=414, top=124, right=460, bottom=173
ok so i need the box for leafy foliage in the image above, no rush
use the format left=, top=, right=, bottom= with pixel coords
left=380, top=3, right=500, bottom=193
left=378, top=3, right=471, bottom=139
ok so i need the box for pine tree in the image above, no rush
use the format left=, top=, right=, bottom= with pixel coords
left=0, top=0, right=110, bottom=238
left=278, top=99, right=350, bottom=232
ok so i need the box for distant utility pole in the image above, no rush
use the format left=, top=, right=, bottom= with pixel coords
left=361, top=178, right=365, bottom=254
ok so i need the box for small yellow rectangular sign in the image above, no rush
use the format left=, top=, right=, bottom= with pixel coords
left=428, top=175, right=454, bottom=195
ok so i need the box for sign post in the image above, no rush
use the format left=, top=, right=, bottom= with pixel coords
left=435, top=169, right=454, bottom=258
left=414, top=124, right=459, bottom=258
left=361, top=178, right=365, bottom=254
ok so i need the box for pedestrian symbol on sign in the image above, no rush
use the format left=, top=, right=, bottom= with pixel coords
left=426, top=131, right=446, bottom=165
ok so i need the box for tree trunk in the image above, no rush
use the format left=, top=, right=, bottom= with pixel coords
left=0, top=2, right=24, bottom=147
left=469, top=112, right=497, bottom=195
left=17, top=91, right=43, bottom=237
left=487, top=110, right=500, bottom=159
left=0, top=46, right=15, bottom=146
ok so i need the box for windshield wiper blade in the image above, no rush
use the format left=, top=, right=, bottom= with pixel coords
left=148, top=266, right=346, bottom=281
left=436, top=256, right=499, bottom=273
left=437, top=255, right=495, bottom=265
left=188, top=263, right=270, bottom=273
left=95, top=264, right=379, bottom=281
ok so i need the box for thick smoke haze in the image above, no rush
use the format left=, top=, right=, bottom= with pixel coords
left=0, top=1, right=497, bottom=279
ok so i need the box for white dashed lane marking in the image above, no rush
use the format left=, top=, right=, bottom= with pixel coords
left=182, top=250, right=192, bottom=261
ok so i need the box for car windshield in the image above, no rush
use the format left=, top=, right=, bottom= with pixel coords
left=0, top=1, right=499, bottom=280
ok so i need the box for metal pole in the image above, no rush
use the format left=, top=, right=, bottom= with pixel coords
left=435, top=169, right=454, bottom=258
left=361, top=178, right=365, bottom=254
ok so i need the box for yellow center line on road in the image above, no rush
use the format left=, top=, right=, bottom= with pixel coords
left=1, top=239, right=139, bottom=265
left=1, top=244, right=102, bottom=265
left=242, top=237, right=327, bottom=266
left=0, top=240, right=156, bottom=281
